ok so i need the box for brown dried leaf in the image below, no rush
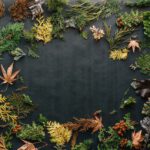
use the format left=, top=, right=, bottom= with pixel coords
left=132, top=130, right=144, bottom=149
left=9, top=0, right=30, bottom=21
left=17, top=140, right=37, bottom=150
left=64, top=110, right=103, bottom=133
left=0, top=136, right=7, bottom=150
left=0, top=62, right=20, bottom=85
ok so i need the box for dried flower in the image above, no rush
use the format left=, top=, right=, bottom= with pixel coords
left=90, top=25, right=105, bottom=40
left=109, top=49, right=129, bottom=60
left=0, top=0, right=5, bottom=17
left=64, top=110, right=103, bottom=133
left=47, top=121, right=72, bottom=146
left=113, top=120, right=128, bottom=136
left=128, top=39, right=141, bottom=52
left=9, top=0, right=30, bottom=21
left=33, top=17, right=53, bottom=43
left=0, top=63, right=20, bottom=85
left=132, top=130, right=144, bottom=149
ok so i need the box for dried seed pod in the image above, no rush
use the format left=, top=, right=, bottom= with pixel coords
left=0, top=0, right=5, bottom=17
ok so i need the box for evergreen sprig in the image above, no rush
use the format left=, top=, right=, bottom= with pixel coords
left=126, top=0, right=150, bottom=7
left=136, top=52, right=150, bottom=75
left=143, top=11, right=150, bottom=38
left=0, top=23, right=24, bottom=54
left=17, top=122, right=45, bottom=142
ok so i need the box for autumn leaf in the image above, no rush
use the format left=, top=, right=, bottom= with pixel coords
left=17, top=140, right=37, bottom=150
left=128, top=39, right=140, bottom=52
left=0, top=62, right=20, bottom=85
left=132, top=130, right=144, bottom=149
left=0, top=136, right=7, bottom=150
left=64, top=110, right=103, bottom=133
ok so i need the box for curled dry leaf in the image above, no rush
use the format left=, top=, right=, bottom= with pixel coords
left=0, top=136, right=7, bottom=150
left=131, top=79, right=150, bottom=100
left=64, top=110, right=103, bottom=133
left=17, top=140, right=37, bottom=150
left=128, top=39, right=140, bottom=52
left=0, top=63, right=20, bottom=85
left=132, top=130, right=144, bottom=149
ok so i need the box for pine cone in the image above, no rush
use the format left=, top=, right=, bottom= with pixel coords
left=0, top=0, right=5, bottom=17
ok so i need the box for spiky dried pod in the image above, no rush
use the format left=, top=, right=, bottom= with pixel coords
left=0, top=0, right=5, bottom=17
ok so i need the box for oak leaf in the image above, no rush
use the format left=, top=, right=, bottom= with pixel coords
left=0, top=63, right=20, bottom=85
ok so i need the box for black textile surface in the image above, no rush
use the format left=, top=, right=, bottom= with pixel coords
left=0, top=0, right=149, bottom=149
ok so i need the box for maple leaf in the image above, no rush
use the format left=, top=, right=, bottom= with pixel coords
left=0, top=63, right=20, bottom=85
left=0, top=136, right=7, bottom=150
left=64, top=110, right=103, bottom=133
left=132, top=130, right=144, bottom=149
left=128, top=39, right=140, bottom=52
left=17, top=140, right=37, bottom=150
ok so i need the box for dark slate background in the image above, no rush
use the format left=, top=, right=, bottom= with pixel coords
left=0, top=0, right=149, bottom=149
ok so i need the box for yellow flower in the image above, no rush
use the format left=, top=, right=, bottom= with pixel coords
left=33, top=17, right=53, bottom=43
left=109, top=49, right=129, bottom=60
left=47, top=121, right=72, bottom=146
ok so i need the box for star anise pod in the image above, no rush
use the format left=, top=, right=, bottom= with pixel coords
left=128, top=39, right=140, bottom=52
left=0, top=63, right=20, bottom=85
left=17, top=140, right=37, bottom=150
left=132, top=130, right=144, bottom=149
left=64, top=110, right=103, bottom=133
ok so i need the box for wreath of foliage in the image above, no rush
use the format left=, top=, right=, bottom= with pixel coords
left=0, top=0, right=149, bottom=150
